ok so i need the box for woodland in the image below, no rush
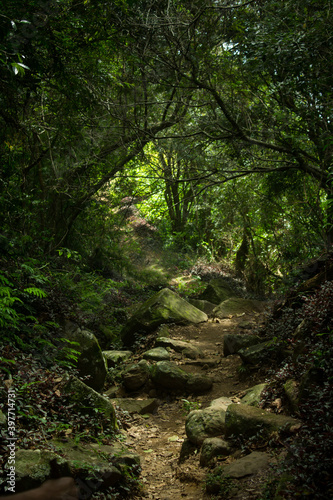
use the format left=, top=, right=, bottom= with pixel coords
left=0, top=0, right=333, bottom=498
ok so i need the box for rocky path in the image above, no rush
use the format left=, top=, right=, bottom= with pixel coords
left=121, top=315, right=267, bottom=499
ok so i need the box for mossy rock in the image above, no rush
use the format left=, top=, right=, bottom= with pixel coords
left=225, top=404, right=301, bottom=439
left=213, top=298, right=265, bottom=319
left=62, top=375, right=117, bottom=429
left=198, top=278, right=237, bottom=305
left=121, top=288, right=207, bottom=347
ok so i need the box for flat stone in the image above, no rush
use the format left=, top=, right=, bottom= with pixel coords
left=209, top=397, right=234, bottom=410
left=143, top=347, right=171, bottom=361
left=241, top=383, right=267, bottom=407
left=111, top=398, right=158, bottom=414
left=156, top=337, right=203, bottom=359
left=222, top=451, right=270, bottom=478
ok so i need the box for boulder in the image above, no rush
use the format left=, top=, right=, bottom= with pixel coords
left=9, top=450, right=71, bottom=491
left=143, top=347, right=171, bottom=361
left=52, top=438, right=140, bottom=490
left=111, top=398, right=158, bottom=415
left=200, top=437, right=231, bottom=466
left=150, top=361, right=212, bottom=395
left=103, top=350, right=132, bottom=368
left=238, top=341, right=282, bottom=365
left=188, top=299, right=216, bottom=315
left=121, top=288, right=208, bottom=347
left=223, top=334, right=261, bottom=356
left=222, top=451, right=270, bottom=478
left=63, top=321, right=107, bottom=390
left=151, top=361, right=188, bottom=391
left=122, top=360, right=150, bottom=391
left=209, top=397, right=234, bottom=410
left=213, top=298, right=265, bottom=319
left=240, top=383, right=267, bottom=407
left=62, top=375, right=117, bottom=428
left=156, top=337, right=203, bottom=359
left=198, top=278, right=237, bottom=305
left=185, top=407, right=228, bottom=445
left=225, top=404, right=301, bottom=439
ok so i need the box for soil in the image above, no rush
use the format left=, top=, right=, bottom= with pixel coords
left=117, top=311, right=272, bottom=500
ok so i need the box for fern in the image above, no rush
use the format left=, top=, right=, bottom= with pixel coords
left=24, top=287, right=47, bottom=298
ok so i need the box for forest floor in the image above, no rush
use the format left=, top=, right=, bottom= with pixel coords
left=120, top=314, right=271, bottom=500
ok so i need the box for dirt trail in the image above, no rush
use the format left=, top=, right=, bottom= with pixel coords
left=122, top=313, right=267, bottom=500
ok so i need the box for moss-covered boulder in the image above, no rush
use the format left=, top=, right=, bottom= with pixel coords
left=185, top=407, right=228, bottom=445
left=6, top=449, right=71, bottom=492
left=63, top=321, right=107, bottom=390
left=198, top=278, right=237, bottom=305
left=51, top=439, right=140, bottom=491
left=150, top=361, right=212, bottom=395
left=225, top=404, right=301, bottom=439
left=63, top=375, right=117, bottom=429
left=120, top=288, right=208, bottom=347
left=213, top=298, right=265, bottom=319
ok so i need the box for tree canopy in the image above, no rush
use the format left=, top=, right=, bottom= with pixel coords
left=1, top=0, right=332, bottom=284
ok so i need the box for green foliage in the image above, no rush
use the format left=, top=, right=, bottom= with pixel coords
left=181, top=398, right=201, bottom=415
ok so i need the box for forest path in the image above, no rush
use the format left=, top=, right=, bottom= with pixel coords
left=126, top=314, right=267, bottom=500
